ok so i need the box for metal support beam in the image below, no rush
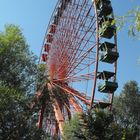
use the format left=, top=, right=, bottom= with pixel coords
left=37, top=106, right=45, bottom=129
left=52, top=82, right=90, bottom=106
left=53, top=98, right=64, bottom=135
left=69, top=96, right=83, bottom=113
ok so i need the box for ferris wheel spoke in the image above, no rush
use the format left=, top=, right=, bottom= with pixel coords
left=52, top=98, right=64, bottom=135
left=52, top=82, right=90, bottom=106
left=52, top=0, right=87, bottom=58
left=55, top=20, right=96, bottom=78
left=38, top=0, right=118, bottom=137
left=53, top=72, right=95, bottom=83
left=51, top=1, right=95, bottom=77
left=55, top=32, right=96, bottom=78
left=68, top=60, right=96, bottom=77
left=63, top=13, right=95, bottom=64
left=66, top=44, right=96, bottom=76
left=69, top=95, right=83, bottom=112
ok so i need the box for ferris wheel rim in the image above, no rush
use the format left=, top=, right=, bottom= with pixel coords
left=37, top=0, right=119, bottom=137
left=39, top=0, right=118, bottom=107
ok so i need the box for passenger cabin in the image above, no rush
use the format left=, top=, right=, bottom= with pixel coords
left=59, top=0, right=70, bottom=10
left=53, top=8, right=62, bottom=25
left=53, top=14, right=59, bottom=25
left=95, top=102, right=111, bottom=109
left=52, top=0, right=71, bottom=25
left=59, top=1, right=66, bottom=10
left=49, top=24, right=56, bottom=34
left=44, top=44, right=50, bottom=53
left=42, top=54, right=47, bottom=62
left=61, top=0, right=71, bottom=7
left=47, top=34, right=53, bottom=43
left=99, top=17, right=116, bottom=39
left=97, top=71, right=118, bottom=93
left=97, top=0, right=113, bottom=17
left=99, top=42, right=119, bottom=64
left=57, top=6, right=63, bottom=18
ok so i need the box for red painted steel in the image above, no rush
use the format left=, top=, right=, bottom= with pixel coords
left=37, top=0, right=118, bottom=138
left=69, top=96, right=83, bottom=112
left=44, top=44, right=50, bottom=53
left=37, top=106, right=45, bottom=129
left=49, top=24, right=56, bottom=34
left=42, top=54, right=47, bottom=62
left=90, top=0, right=99, bottom=108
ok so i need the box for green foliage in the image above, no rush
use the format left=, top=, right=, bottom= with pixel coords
left=83, top=110, right=123, bottom=140
left=63, top=113, right=86, bottom=140
left=113, top=81, right=140, bottom=139
left=0, top=24, right=50, bottom=140
left=63, top=110, right=123, bottom=140
left=99, top=19, right=115, bottom=36
left=0, top=24, right=37, bottom=93
left=0, top=86, right=47, bottom=140
left=62, top=80, right=140, bottom=140
left=116, top=6, right=140, bottom=39
left=36, top=64, right=48, bottom=90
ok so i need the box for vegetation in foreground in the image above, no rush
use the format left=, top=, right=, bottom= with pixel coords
left=63, top=81, right=140, bottom=140
left=0, top=15, right=140, bottom=139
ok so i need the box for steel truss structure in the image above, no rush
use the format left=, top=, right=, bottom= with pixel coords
left=36, top=0, right=119, bottom=138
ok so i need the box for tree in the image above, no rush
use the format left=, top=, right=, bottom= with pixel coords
left=113, top=81, right=140, bottom=139
left=116, top=6, right=140, bottom=39
left=0, top=86, right=48, bottom=140
left=63, top=113, right=86, bottom=140
left=36, top=64, right=48, bottom=90
left=0, top=24, right=37, bottom=93
left=0, top=24, right=50, bottom=139
left=63, top=110, right=123, bottom=140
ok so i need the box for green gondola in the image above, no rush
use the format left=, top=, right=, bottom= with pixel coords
left=99, top=42, right=119, bottom=63
left=99, top=17, right=116, bottom=39
left=100, top=50, right=119, bottom=63
left=98, top=81, right=118, bottom=93
left=96, top=0, right=113, bottom=17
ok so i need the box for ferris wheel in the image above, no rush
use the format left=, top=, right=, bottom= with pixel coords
left=37, top=0, right=119, bottom=137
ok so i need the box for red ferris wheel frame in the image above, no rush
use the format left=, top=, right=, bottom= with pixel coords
left=36, top=0, right=119, bottom=137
